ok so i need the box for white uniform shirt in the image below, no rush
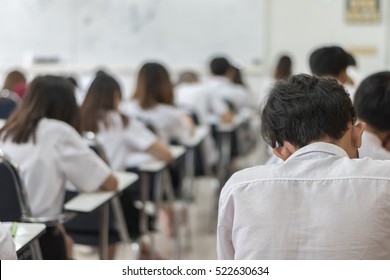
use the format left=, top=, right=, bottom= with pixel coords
left=204, top=76, right=252, bottom=111
left=0, top=118, right=112, bottom=217
left=359, top=130, right=390, bottom=160
left=174, top=82, right=229, bottom=124
left=218, top=142, right=390, bottom=260
left=0, top=222, right=17, bottom=260
left=121, top=100, right=191, bottom=144
left=96, top=111, right=157, bottom=170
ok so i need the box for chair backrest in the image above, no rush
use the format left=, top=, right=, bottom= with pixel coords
left=0, top=153, right=32, bottom=222
left=0, top=98, right=17, bottom=119
left=0, top=90, right=19, bottom=119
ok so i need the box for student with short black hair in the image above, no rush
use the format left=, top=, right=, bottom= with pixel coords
left=309, top=45, right=350, bottom=84
left=354, top=71, right=390, bottom=159
left=218, top=74, right=390, bottom=260
left=206, top=56, right=252, bottom=111
left=0, top=75, right=118, bottom=259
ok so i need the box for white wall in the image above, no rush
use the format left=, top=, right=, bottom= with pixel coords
left=264, top=0, right=390, bottom=77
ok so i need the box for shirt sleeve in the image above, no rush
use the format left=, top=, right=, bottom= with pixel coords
left=0, top=223, right=17, bottom=260
left=209, top=91, right=229, bottom=116
left=124, top=118, right=158, bottom=151
left=57, top=127, right=112, bottom=192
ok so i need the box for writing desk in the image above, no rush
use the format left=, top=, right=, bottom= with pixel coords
left=3, top=222, right=46, bottom=259
left=64, top=171, right=138, bottom=259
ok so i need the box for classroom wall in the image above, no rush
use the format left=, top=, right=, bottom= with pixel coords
left=265, top=0, right=390, bottom=77
left=1, top=0, right=389, bottom=102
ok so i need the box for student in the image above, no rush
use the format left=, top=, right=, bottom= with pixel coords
left=205, top=56, right=252, bottom=111
left=218, top=74, right=390, bottom=260
left=121, top=62, right=194, bottom=145
left=2, top=70, right=27, bottom=99
left=354, top=71, right=390, bottom=159
left=309, top=45, right=350, bottom=84
left=81, top=73, right=173, bottom=170
left=0, top=222, right=17, bottom=260
left=175, top=71, right=232, bottom=168
left=0, top=75, right=118, bottom=259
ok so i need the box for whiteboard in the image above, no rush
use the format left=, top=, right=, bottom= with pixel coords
left=0, top=0, right=264, bottom=68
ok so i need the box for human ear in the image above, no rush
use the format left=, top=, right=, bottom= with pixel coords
left=273, top=141, right=297, bottom=161
left=351, top=122, right=366, bottom=148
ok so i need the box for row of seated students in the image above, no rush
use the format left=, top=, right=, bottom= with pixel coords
left=0, top=56, right=256, bottom=259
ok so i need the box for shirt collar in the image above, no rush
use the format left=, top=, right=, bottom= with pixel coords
left=286, top=142, right=349, bottom=161
left=362, top=130, right=382, bottom=146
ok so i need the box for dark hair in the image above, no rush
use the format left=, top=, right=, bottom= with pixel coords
left=309, top=46, right=349, bottom=77
left=230, top=66, right=246, bottom=87
left=354, top=71, right=390, bottom=131
left=178, top=71, right=198, bottom=84
left=133, top=62, right=174, bottom=109
left=81, top=73, right=128, bottom=133
left=210, top=57, right=231, bottom=76
left=347, top=52, right=357, bottom=67
left=274, top=55, right=292, bottom=80
left=261, top=74, right=356, bottom=148
left=0, top=75, right=80, bottom=143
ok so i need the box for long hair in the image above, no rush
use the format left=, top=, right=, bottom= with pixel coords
left=273, top=55, right=292, bottom=80
left=133, top=62, right=174, bottom=109
left=0, top=75, right=80, bottom=144
left=81, top=73, right=128, bottom=133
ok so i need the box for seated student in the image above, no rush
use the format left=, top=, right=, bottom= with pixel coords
left=2, top=70, right=27, bottom=99
left=354, top=71, right=390, bottom=159
left=205, top=56, right=252, bottom=111
left=81, top=73, right=173, bottom=170
left=79, top=72, right=173, bottom=256
left=175, top=71, right=233, bottom=168
left=0, top=75, right=118, bottom=260
left=121, top=62, right=194, bottom=145
left=309, top=45, right=350, bottom=85
left=218, top=74, right=390, bottom=260
left=0, top=222, right=17, bottom=260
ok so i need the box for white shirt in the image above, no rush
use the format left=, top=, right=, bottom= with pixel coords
left=121, top=100, right=191, bottom=144
left=218, top=142, right=390, bottom=259
left=174, top=82, right=229, bottom=124
left=0, top=222, right=17, bottom=260
left=96, top=111, right=157, bottom=170
left=203, top=76, right=252, bottom=111
left=359, top=130, right=390, bottom=160
left=0, top=118, right=112, bottom=217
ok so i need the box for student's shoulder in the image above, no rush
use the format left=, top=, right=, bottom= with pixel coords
left=38, top=118, right=79, bottom=140
left=224, top=164, right=275, bottom=189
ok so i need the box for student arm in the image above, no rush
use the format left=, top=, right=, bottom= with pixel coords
left=100, top=173, right=118, bottom=191
left=145, top=140, right=174, bottom=163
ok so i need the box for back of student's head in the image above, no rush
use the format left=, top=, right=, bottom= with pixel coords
left=354, top=71, right=390, bottom=132
left=309, top=46, right=349, bottom=78
left=261, top=74, right=356, bottom=148
left=2, top=70, right=27, bottom=98
left=274, top=55, right=292, bottom=80
left=0, top=75, right=80, bottom=143
left=133, top=62, right=173, bottom=109
left=209, top=57, right=231, bottom=76
left=81, top=73, right=127, bottom=132
left=178, top=71, right=199, bottom=84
